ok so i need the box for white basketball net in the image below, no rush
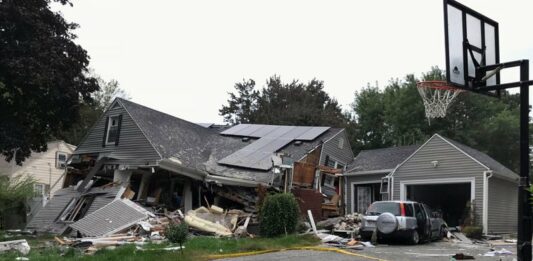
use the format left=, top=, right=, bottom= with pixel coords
left=417, top=81, right=463, bottom=122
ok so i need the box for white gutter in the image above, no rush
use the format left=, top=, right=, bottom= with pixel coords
left=158, top=158, right=206, bottom=181
left=204, top=174, right=265, bottom=187
left=343, top=169, right=394, bottom=176
left=482, top=170, right=493, bottom=235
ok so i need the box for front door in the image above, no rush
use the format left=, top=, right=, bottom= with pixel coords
left=356, top=186, right=372, bottom=213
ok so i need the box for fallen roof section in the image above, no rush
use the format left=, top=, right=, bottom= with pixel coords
left=70, top=199, right=152, bottom=237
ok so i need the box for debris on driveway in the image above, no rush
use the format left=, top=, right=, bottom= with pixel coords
left=451, top=253, right=475, bottom=259
left=483, top=248, right=513, bottom=256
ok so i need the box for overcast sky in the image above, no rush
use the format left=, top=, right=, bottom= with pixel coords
left=55, top=0, right=533, bottom=123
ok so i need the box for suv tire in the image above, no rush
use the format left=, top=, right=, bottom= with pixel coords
left=409, top=230, right=420, bottom=245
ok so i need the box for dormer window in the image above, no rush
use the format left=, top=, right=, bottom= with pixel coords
left=103, top=115, right=122, bottom=147
left=106, top=116, right=120, bottom=144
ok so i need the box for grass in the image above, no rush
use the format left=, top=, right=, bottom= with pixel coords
left=0, top=234, right=320, bottom=261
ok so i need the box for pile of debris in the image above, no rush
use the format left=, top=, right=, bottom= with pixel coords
left=306, top=210, right=371, bottom=250
left=316, top=213, right=363, bottom=233
left=52, top=203, right=252, bottom=254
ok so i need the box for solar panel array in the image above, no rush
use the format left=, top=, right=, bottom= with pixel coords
left=218, top=124, right=330, bottom=170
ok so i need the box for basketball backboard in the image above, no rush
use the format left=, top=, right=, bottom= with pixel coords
left=444, top=0, right=500, bottom=96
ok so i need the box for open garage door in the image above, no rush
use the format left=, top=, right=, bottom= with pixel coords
left=406, top=183, right=471, bottom=227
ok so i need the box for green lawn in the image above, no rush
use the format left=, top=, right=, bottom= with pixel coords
left=0, top=234, right=320, bottom=261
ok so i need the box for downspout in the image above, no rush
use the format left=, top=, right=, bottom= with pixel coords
left=482, top=170, right=493, bottom=235
left=344, top=174, right=348, bottom=214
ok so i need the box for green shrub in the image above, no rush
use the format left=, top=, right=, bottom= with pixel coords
left=462, top=226, right=483, bottom=239
left=165, top=222, right=189, bottom=252
left=259, top=193, right=300, bottom=237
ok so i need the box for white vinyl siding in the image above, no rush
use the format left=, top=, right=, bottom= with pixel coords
left=11, top=141, right=75, bottom=196
left=488, top=177, right=518, bottom=234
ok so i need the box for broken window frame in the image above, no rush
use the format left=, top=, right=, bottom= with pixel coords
left=323, top=174, right=336, bottom=188
left=56, top=195, right=96, bottom=223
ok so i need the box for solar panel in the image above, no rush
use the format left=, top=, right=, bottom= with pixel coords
left=238, top=124, right=268, bottom=137
left=248, top=125, right=278, bottom=137
left=218, top=137, right=290, bottom=170
left=218, top=124, right=331, bottom=170
left=281, top=127, right=314, bottom=140
left=297, top=127, right=330, bottom=140
left=220, top=124, right=250, bottom=136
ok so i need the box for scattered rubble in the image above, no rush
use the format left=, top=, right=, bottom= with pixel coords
left=0, top=239, right=31, bottom=255
left=48, top=204, right=253, bottom=254
left=483, top=248, right=513, bottom=256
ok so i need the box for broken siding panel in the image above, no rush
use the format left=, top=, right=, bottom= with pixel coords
left=74, top=104, right=161, bottom=164
left=488, top=177, right=518, bottom=234
left=26, top=187, right=79, bottom=232
left=345, top=174, right=387, bottom=214
left=70, top=199, right=148, bottom=237
left=319, top=130, right=354, bottom=166
left=391, top=136, right=486, bottom=226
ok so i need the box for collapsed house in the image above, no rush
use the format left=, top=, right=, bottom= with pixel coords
left=27, top=98, right=354, bottom=234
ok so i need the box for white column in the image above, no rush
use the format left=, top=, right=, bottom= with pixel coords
left=183, top=180, right=193, bottom=212
left=113, top=169, right=132, bottom=187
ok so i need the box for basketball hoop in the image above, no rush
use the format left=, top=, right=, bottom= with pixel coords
left=416, top=81, right=463, bottom=123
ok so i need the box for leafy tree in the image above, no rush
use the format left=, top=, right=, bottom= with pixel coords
left=220, top=76, right=348, bottom=127
left=0, top=175, right=35, bottom=229
left=0, top=0, right=99, bottom=163
left=351, top=84, right=389, bottom=150
left=259, top=193, right=300, bottom=237
left=348, top=66, right=521, bottom=172
left=219, top=79, right=259, bottom=124
left=165, top=222, right=188, bottom=253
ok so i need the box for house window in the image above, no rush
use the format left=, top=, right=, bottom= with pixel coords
left=323, top=174, right=336, bottom=188
left=34, top=183, right=49, bottom=197
left=56, top=152, right=68, bottom=169
left=335, top=163, right=344, bottom=170
left=106, top=116, right=120, bottom=144
left=338, top=138, right=344, bottom=149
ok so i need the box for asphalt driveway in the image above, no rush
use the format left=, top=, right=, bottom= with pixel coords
left=221, top=241, right=517, bottom=261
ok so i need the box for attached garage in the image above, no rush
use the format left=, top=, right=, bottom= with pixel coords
left=345, top=134, right=519, bottom=235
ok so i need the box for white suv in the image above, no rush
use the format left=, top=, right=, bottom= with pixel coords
left=360, top=201, right=446, bottom=244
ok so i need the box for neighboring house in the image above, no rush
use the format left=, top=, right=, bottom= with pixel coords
left=0, top=141, right=75, bottom=229
left=345, top=134, right=518, bottom=235
left=29, top=98, right=354, bottom=233
left=0, top=140, right=76, bottom=197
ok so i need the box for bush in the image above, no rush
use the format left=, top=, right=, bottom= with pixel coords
left=259, top=193, right=300, bottom=237
left=165, top=222, right=188, bottom=251
left=462, top=226, right=483, bottom=239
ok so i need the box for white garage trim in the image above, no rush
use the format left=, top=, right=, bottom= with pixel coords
left=350, top=180, right=381, bottom=214
left=399, top=177, right=476, bottom=203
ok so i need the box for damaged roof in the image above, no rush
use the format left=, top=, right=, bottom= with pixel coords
left=26, top=185, right=123, bottom=234
left=115, top=99, right=346, bottom=184
left=118, top=98, right=221, bottom=160
left=346, top=145, right=420, bottom=174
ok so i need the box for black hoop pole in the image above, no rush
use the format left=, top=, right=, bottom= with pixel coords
left=517, top=59, right=531, bottom=261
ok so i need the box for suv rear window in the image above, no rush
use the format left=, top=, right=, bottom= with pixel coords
left=366, top=202, right=400, bottom=216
